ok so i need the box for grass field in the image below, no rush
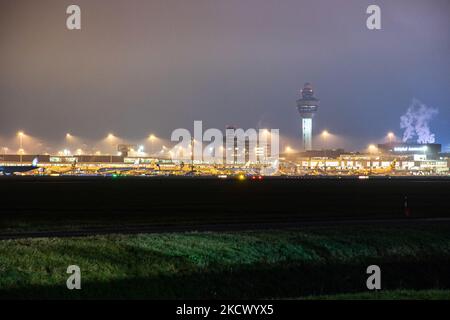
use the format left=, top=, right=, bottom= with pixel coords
left=1, top=224, right=450, bottom=299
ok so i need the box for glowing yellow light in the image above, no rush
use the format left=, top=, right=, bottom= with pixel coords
left=322, top=130, right=329, bottom=137
left=17, top=131, right=24, bottom=137
left=387, top=132, right=395, bottom=143
left=66, top=133, right=72, bottom=139
left=238, top=174, right=245, bottom=180
left=368, top=144, right=378, bottom=153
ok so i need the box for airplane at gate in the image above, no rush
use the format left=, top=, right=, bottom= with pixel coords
left=0, top=158, right=39, bottom=175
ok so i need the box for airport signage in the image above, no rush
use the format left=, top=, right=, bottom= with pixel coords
left=393, top=146, right=427, bottom=153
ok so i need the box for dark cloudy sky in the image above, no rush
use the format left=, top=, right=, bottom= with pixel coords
left=0, top=0, right=449, bottom=150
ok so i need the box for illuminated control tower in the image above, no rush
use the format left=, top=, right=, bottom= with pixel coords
left=296, top=83, right=319, bottom=150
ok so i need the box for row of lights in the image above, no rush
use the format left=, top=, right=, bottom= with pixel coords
left=7, top=131, right=159, bottom=155
left=283, top=131, right=397, bottom=154
left=8, top=131, right=397, bottom=155
left=17, top=131, right=158, bottom=140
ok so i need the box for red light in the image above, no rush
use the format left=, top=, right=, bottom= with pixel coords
left=258, top=176, right=263, bottom=180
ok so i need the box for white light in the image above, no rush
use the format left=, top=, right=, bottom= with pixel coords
left=394, top=146, right=427, bottom=152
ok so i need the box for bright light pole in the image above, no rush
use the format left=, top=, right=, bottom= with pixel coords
left=191, top=137, right=195, bottom=169
left=18, top=131, right=24, bottom=149
left=387, top=132, right=395, bottom=144
left=321, top=130, right=329, bottom=149
left=321, top=130, right=330, bottom=166
left=106, top=133, right=116, bottom=155
left=148, top=134, right=156, bottom=156
left=65, top=133, right=73, bottom=153
left=368, top=144, right=378, bottom=154
left=17, top=131, right=26, bottom=160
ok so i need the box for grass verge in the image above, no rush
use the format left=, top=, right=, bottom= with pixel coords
left=0, top=224, right=450, bottom=299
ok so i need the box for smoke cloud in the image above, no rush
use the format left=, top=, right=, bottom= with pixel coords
left=400, top=98, right=438, bottom=144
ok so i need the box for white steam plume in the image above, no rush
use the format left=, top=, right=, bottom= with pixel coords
left=400, top=98, right=438, bottom=144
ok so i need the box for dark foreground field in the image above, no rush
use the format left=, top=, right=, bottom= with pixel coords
left=0, top=177, right=450, bottom=299
left=1, top=224, right=450, bottom=299
left=1, top=176, right=450, bottom=234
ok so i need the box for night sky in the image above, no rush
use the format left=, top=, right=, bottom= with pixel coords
left=0, top=0, right=449, bottom=151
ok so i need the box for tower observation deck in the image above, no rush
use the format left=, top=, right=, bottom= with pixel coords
left=296, top=83, right=320, bottom=151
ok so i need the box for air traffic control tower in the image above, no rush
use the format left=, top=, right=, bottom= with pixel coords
left=297, top=83, right=319, bottom=151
